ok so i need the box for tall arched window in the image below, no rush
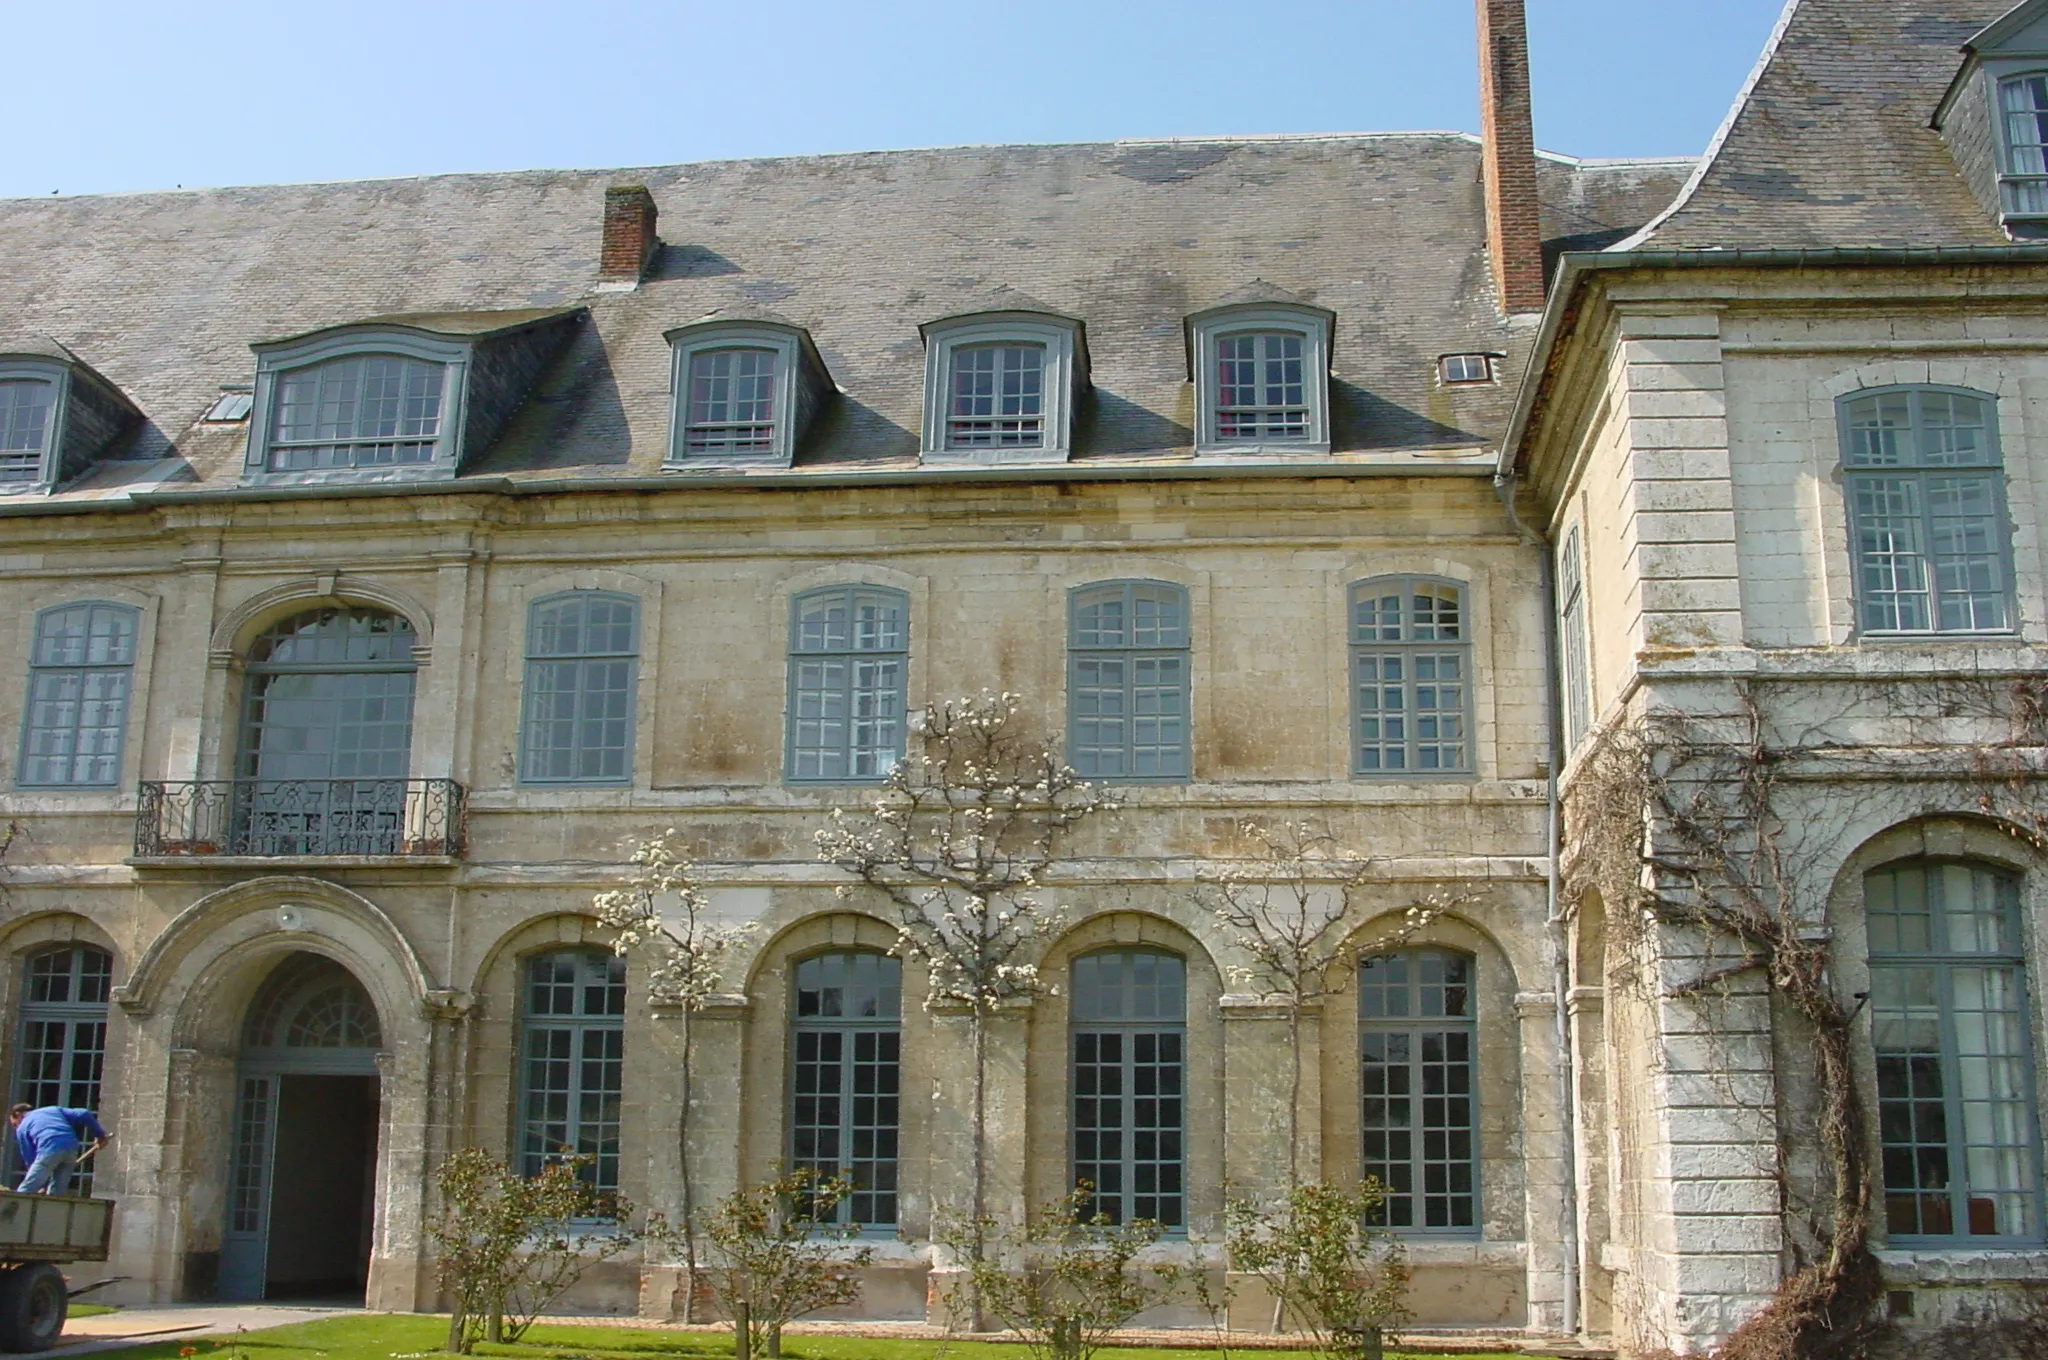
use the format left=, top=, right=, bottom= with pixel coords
left=520, top=950, right=626, bottom=1193
left=10, top=945, right=112, bottom=1192
left=1350, top=578, right=1472, bottom=775
left=238, top=607, right=418, bottom=854
left=520, top=592, right=639, bottom=784
left=789, top=952, right=902, bottom=1227
left=1359, top=947, right=1478, bottom=1234
left=1068, top=581, right=1191, bottom=781
left=1071, top=949, right=1185, bottom=1227
left=787, top=587, right=909, bottom=783
left=19, top=601, right=138, bottom=789
left=1869, top=860, right=2043, bottom=1242
left=1839, top=387, right=2013, bottom=634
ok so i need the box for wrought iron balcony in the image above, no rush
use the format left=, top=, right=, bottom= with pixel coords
left=135, top=778, right=466, bottom=858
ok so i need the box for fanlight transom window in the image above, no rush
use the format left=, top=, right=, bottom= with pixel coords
left=948, top=343, right=1045, bottom=449
left=244, top=956, right=384, bottom=1051
left=686, top=348, right=778, bottom=454
left=0, top=379, right=54, bottom=482
left=268, top=355, right=444, bottom=471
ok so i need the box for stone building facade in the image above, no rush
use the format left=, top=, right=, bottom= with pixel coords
left=9, top=0, right=2048, bottom=1353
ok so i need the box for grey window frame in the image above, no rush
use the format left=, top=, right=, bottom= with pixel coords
left=666, top=321, right=828, bottom=469
left=244, top=330, right=469, bottom=486
left=17, top=600, right=139, bottom=790
left=1189, top=304, right=1333, bottom=455
left=519, top=591, right=640, bottom=787
left=8, top=945, right=112, bottom=1193
left=1348, top=576, right=1474, bottom=778
left=784, top=585, right=909, bottom=785
left=1868, top=859, right=2046, bottom=1248
left=788, top=950, right=903, bottom=1230
left=920, top=313, right=1085, bottom=465
left=1838, top=385, right=2017, bottom=637
left=1070, top=948, right=1187, bottom=1230
left=1998, top=71, right=2048, bottom=224
left=1359, top=946, right=1480, bottom=1237
left=0, top=359, right=66, bottom=493
left=1067, top=580, right=1192, bottom=784
left=519, top=949, right=626, bottom=1195
left=1438, top=353, right=1496, bottom=386
left=1559, top=532, right=1591, bottom=751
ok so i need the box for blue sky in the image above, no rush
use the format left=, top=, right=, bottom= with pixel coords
left=8, top=0, right=1789, bottom=199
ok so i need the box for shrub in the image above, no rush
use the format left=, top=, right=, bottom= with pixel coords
left=1224, top=1180, right=1409, bottom=1360
left=696, top=1167, right=876, bottom=1358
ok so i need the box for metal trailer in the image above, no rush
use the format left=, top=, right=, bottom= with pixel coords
left=0, top=1191, right=113, bottom=1352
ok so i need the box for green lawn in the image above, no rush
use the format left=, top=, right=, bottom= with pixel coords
left=68, top=1303, right=119, bottom=1319
left=72, top=1314, right=1527, bottom=1360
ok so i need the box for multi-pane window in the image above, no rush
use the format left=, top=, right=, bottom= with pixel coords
left=520, top=950, right=626, bottom=1194
left=1069, top=581, right=1190, bottom=781
left=1359, top=948, right=1478, bottom=1234
left=0, top=379, right=55, bottom=483
left=947, top=344, right=1044, bottom=449
left=1350, top=578, right=1471, bottom=775
left=267, top=355, right=445, bottom=470
left=787, top=587, right=907, bottom=782
left=19, top=602, right=138, bottom=788
left=521, top=593, right=638, bottom=784
left=10, top=946, right=112, bottom=1193
left=1841, top=387, right=2012, bottom=634
left=1869, top=861, right=2043, bottom=1243
left=2001, top=75, right=2048, bottom=218
left=1071, top=949, right=1186, bottom=1227
left=790, top=952, right=902, bottom=1227
left=685, top=348, right=778, bottom=455
left=1214, top=332, right=1307, bottom=441
left=1438, top=354, right=1494, bottom=386
left=1559, top=533, right=1591, bottom=751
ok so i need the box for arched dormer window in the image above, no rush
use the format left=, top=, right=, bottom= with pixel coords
left=1838, top=386, right=2014, bottom=634
left=0, top=343, right=141, bottom=495
left=243, top=309, right=582, bottom=486
left=665, top=313, right=834, bottom=469
left=1187, top=288, right=1334, bottom=456
left=920, top=295, right=1087, bottom=465
left=2000, top=73, right=2048, bottom=226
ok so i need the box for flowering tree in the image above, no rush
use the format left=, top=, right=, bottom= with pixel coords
left=593, top=829, right=757, bottom=1322
left=815, top=692, right=1117, bottom=1319
left=1204, top=821, right=1461, bottom=1190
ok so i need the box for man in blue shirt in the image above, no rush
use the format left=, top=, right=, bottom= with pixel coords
left=8, top=1103, right=110, bottom=1196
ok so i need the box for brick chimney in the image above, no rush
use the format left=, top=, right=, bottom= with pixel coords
left=600, top=185, right=659, bottom=284
left=1476, top=0, right=1546, bottom=314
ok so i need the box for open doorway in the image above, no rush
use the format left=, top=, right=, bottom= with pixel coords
left=220, top=954, right=383, bottom=1302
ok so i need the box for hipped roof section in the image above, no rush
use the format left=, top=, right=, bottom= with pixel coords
left=0, top=136, right=1688, bottom=496
left=1622, top=0, right=2014, bottom=250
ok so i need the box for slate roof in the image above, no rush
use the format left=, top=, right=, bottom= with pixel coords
left=1626, top=0, right=2013, bottom=249
left=0, top=136, right=1689, bottom=499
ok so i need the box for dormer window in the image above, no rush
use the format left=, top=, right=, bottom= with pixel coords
left=269, top=354, right=446, bottom=470
left=2002, top=74, right=2048, bottom=220
left=666, top=314, right=832, bottom=470
left=920, top=297, right=1086, bottom=465
left=1187, top=290, right=1333, bottom=456
left=0, top=377, right=56, bottom=484
left=947, top=342, right=1044, bottom=450
left=244, top=308, right=582, bottom=486
left=0, top=344, right=142, bottom=495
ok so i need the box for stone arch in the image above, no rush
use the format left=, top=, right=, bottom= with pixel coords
left=1026, top=909, right=1226, bottom=1230
left=103, top=876, right=439, bottom=1313
left=209, top=575, right=436, bottom=663
left=117, top=876, right=434, bottom=1028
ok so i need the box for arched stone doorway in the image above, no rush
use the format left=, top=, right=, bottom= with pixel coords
left=218, top=952, right=384, bottom=1302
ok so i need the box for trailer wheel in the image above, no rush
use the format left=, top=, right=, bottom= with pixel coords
left=0, top=1263, right=67, bottom=1352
